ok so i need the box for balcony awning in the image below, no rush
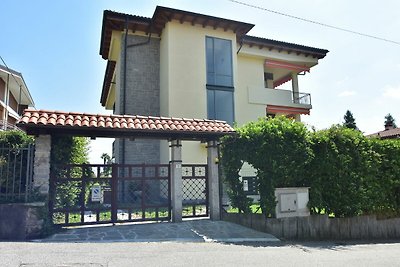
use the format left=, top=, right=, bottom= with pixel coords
left=265, top=60, right=311, bottom=88
left=267, top=105, right=310, bottom=115
left=265, top=59, right=310, bottom=72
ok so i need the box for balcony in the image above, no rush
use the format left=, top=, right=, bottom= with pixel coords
left=248, top=87, right=312, bottom=110
left=0, top=120, right=21, bottom=131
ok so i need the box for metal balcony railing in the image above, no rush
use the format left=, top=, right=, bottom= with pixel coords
left=0, top=120, right=21, bottom=131
left=293, top=92, right=311, bottom=105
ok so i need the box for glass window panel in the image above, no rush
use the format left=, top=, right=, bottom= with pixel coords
left=207, top=89, right=215, bottom=120
left=206, top=37, right=233, bottom=87
left=215, top=90, right=234, bottom=125
left=214, top=39, right=233, bottom=87
left=206, top=37, right=214, bottom=73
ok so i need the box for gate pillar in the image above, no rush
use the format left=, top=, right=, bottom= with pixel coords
left=170, top=139, right=182, bottom=222
left=33, top=135, right=51, bottom=196
left=207, top=140, right=220, bottom=220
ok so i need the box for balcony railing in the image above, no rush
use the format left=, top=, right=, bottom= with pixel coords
left=293, top=92, right=311, bottom=105
left=248, top=87, right=312, bottom=108
left=0, top=120, right=21, bottom=131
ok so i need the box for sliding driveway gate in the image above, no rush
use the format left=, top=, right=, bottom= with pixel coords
left=49, top=163, right=208, bottom=226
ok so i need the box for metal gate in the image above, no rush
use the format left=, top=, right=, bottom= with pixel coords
left=182, top=164, right=209, bottom=218
left=49, top=163, right=208, bottom=226
left=0, top=144, right=34, bottom=203
left=49, top=163, right=171, bottom=226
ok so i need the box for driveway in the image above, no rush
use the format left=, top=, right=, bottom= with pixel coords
left=40, top=219, right=279, bottom=243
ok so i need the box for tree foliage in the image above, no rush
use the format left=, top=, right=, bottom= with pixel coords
left=384, top=113, right=397, bottom=128
left=221, top=118, right=400, bottom=218
left=343, top=110, right=358, bottom=130
left=51, top=135, right=91, bottom=208
left=0, top=130, right=34, bottom=148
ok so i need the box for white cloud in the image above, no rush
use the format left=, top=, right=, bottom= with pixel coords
left=383, top=85, right=400, bottom=99
left=338, top=90, right=356, bottom=97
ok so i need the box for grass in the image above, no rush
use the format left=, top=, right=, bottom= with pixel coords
left=226, top=204, right=262, bottom=214
left=52, top=208, right=171, bottom=225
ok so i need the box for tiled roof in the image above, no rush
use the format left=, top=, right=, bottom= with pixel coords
left=17, top=110, right=235, bottom=140
left=367, top=128, right=400, bottom=139
left=242, top=35, right=329, bottom=59
left=100, top=6, right=254, bottom=59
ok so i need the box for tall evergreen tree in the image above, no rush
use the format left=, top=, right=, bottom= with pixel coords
left=343, top=110, right=357, bottom=130
left=384, top=113, right=397, bottom=129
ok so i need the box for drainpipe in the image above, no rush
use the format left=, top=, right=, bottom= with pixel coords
left=236, top=38, right=244, bottom=54
left=18, top=85, right=22, bottom=115
left=4, top=74, right=10, bottom=130
left=121, top=16, right=153, bottom=165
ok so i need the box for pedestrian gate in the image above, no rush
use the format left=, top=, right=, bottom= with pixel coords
left=49, top=163, right=209, bottom=226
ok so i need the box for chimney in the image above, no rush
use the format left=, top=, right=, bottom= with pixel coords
left=385, top=121, right=394, bottom=131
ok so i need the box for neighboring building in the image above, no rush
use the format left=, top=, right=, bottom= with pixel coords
left=99, top=6, right=328, bottom=164
left=0, top=65, right=34, bottom=131
left=367, top=121, right=400, bottom=139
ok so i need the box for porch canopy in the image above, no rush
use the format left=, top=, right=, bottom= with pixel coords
left=17, top=109, right=234, bottom=222
left=17, top=109, right=235, bottom=140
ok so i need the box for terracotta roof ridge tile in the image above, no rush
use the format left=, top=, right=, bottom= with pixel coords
left=18, top=109, right=236, bottom=135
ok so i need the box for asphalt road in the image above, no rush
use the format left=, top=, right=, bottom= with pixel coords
left=1, top=241, right=400, bottom=266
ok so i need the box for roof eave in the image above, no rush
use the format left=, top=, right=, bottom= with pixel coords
left=242, top=35, right=329, bottom=59
left=17, top=123, right=235, bottom=141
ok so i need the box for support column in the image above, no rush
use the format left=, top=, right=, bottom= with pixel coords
left=207, top=140, right=220, bottom=220
left=170, top=139, right=182, bottom=222
left=291, top=72, right=299, bottom=103
left=33, top=135, right=51, bottom=196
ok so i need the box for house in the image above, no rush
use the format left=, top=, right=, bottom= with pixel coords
left=98, top=6, right=328, bottom=165
left=0, top=64, right=34, bottom=131
left=367, top=121, right=400, bottom=139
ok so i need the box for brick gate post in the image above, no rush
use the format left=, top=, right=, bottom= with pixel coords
left=207, top=140, right=220, bottom=220
left=170, top=139, right=182, bottom=222
left=33, top=135, right=51, bottom=196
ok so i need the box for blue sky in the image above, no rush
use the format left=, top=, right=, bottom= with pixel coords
left=2, top=0, right=400, bottom=162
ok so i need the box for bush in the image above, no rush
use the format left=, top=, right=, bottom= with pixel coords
left=0, top=130, right=34, bottom=148
left=221, top=119, right=400, bottom=218
left=221, top=116, right=312, bottom=216
left=307, top=126, right=376, bottom=217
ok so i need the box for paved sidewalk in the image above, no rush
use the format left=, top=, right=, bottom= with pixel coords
left=39, top=219, right=279, bottom=243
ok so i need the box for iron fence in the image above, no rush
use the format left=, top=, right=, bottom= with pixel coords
left=0, top=144, right=35, bottom=203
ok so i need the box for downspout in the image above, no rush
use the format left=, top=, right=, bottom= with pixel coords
left=121, top=15, right=153, bottom=165
left=236, top=38, right=244, bottom=54
left=18, top=85, right=22, bottom=115
left=4, top=74, right=10, bottom=130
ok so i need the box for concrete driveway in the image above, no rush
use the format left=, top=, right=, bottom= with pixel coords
left=40, top=219, right=280, bottom=243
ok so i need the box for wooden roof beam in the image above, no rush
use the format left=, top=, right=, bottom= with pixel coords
left=180, top=14, right=186, bottom=24
left=213, top=21, right=220, bottom=30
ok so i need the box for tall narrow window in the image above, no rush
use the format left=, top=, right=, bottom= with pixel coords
left=206, top=36, right=234, bottom=125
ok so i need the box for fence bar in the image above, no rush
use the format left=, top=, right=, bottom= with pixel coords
left=0, top=145, right=35, bottom=203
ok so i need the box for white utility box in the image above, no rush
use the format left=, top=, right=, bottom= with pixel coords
left=275, top=187, right=310, bottom=218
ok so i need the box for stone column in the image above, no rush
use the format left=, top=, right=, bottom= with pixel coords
left=291, top=72, right=299, bottom=103
left=207, top=140, right=220, bottom=220
left=33, top=135, right=51, bottom=196
left=170, top=139, right=182, bottom=222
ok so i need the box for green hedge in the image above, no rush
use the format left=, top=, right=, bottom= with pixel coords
left=221, top=116, right=400, bottom=218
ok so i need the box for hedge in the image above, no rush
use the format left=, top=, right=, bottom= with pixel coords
left=221, top=116, right=400, bottom=218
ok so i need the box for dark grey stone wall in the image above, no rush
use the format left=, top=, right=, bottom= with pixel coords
left=0, top=203, right=44, bottom=240
left=117, top=34, right=161, bottom=164
left=222, top=213, right=400, bottom=240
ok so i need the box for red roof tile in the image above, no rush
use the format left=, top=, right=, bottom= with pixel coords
left=17, top=109, right=235, bottom=139
left=367, top=128, right=400, bottom=139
